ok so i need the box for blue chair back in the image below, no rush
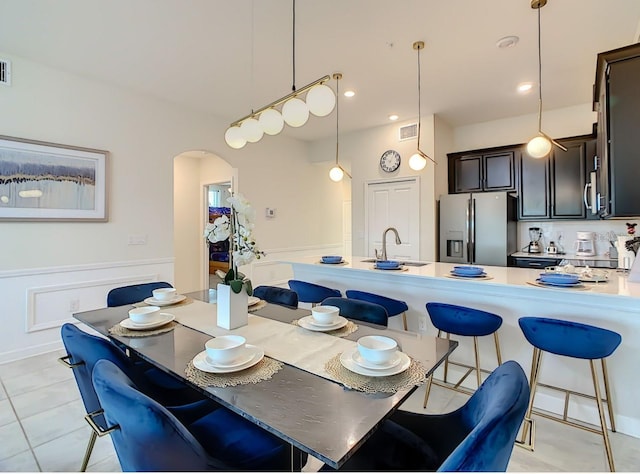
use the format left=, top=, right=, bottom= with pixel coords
left=253, top=285, right=299, bottom=308
left=426, top=302, right=502, bottom=337
left=519, top=317, right=622, bottom=360
left=438, top=360, right=529, bottom=471
left=92, top=359, right=226, bottom=471
left=288, top=279, right=341, bottom=304
left=346, top=290, right=408, bottom=317
left=107, top=281, right=173, bottom=307
left=321, top=297, right=388, bottom=326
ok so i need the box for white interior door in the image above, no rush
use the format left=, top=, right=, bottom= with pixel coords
left=366, top=178, right=420, bottom=260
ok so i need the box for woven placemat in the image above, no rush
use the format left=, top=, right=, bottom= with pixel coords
left=324, top=353, right=427, bottom=394
left=108, top=321, right=178, bottom=337
left=527, top=281, right=589, bottom=291
left=184, top=357, right=283, bottom=388
left=291, top=319, right=359, bottom=338
left=446, top=274, right=494, bottom=281
left=248, top=300, right=268, bottom=312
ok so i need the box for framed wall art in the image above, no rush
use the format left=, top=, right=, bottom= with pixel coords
left=0, top=135, right=108, bottom=221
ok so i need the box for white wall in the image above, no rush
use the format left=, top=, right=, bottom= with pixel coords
left=0, top=52, right=343, bottom=362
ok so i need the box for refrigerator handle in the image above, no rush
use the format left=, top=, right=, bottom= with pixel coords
left=469, top=198, right=475, bottom=263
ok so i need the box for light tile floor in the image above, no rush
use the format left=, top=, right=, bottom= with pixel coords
left=1, top=350, right=639, bottom=472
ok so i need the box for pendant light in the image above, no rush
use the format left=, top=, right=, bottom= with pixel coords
left=526, top=0, right=567, bottom=158
left=329, top=73, right=351, bottom=182
left=224, top=0, right=335, bottom=148
left=409, top=41, right=436, bottom=171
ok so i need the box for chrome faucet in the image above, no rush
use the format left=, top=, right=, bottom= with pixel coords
left=376, top=227, right=402, bottom=261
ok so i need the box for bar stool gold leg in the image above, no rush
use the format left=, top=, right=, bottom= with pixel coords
left=473, top=336, right=482, bottom=388
left=602, top=358, right=616, bottom=433
left=444, top=333, right=450, bottom=383
left=401, top=311, right=408, bottom=331
left=591, top=360, right=616, bottom=472
left=519, top=347, right=542, bottom=449
left=423, top=374, right=434, bottom=409
left=494, top=332, right=503, bottom=366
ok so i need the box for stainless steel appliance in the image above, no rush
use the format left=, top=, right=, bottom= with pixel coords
left=528, top=227, right=542, bottom=254
left=439, top=192, right=517, bottom=266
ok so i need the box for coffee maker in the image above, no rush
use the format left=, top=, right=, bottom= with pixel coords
left=528, top=227, right=542, bottom=253
left=575, top=231, right=596, bottom=256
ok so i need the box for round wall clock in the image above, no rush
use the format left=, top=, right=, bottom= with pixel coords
left=380, top=150, right=401, bottom=172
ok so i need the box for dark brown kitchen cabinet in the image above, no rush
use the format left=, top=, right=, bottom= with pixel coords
left=448, top=148, right=516, bottom=193
left=518, top=135, right=595, bottom=220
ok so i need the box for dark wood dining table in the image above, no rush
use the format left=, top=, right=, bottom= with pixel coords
left=73, top=289, right=457, bottom=469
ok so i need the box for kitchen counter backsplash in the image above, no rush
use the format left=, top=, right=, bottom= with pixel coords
left=516, top=220, right=638, bottom=258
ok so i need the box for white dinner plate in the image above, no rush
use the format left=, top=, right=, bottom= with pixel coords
left=351, top=350, right=402, bottom=370
left=204, top=347, right=257, bottom=369
left=248, top=296, right=261, bottom=306
left=143, top=294, right=187, bottom=306
left=298, top=315, right=348, bottom=332
left=192, top=345, right=264, bottom=373
left=340, top=348, right=411, bottom=377
left=119, top=313, right=175, bottom=330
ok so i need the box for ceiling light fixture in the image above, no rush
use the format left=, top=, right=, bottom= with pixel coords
left=388, top=114, right=399, bottom=121
left=496, top=35, right=520, bottom=49
left=344, top=90, right=355, bottom=98
left=329, top=73, right=351, bottom=182
left=517, top=82, right=533, bottom=93
left=224, top=0, right=335, bottom=149
left=526, top=0, right=567, bottom=158
left=409, top=41, right=436, bottom=171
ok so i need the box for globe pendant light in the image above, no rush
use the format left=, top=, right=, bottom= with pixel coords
left=409, top=41, right=436, bottom=171
left=306, top=83, right=336, bottom=117
left=258, top=108, right=284, bottom=135
left=329, top=73, right=351, bottom=182
left=224, top=126, right=246, bottom=149
left=526, top=0, right=567, bottom=158
left=240, top=117, right=263, bottom=142
left=282, top=97, right=309, bottom=127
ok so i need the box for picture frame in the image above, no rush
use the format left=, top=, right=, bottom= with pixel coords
left=0, top=135, right=108, bottom=222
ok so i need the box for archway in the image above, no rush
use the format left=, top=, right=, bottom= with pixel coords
left=173, top=150, right=235, bottom=293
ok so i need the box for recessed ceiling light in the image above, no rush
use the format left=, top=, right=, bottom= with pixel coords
left=517, top=82, right=533, bottom=93
left=496, top=35, right=519, bottom=49
left=388, top=114, right=399, bottom=121
left=344, top=90, right=355, bottom=98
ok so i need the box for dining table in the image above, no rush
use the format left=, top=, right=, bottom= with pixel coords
left=73, top=289, right=458, bottom=469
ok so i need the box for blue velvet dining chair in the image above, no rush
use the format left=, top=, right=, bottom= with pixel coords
left=253, top=285, right=299, bottom=309
left=91, top=359, right=305, bottom=471
left=321, top=296, right=389, bottom=326
left=106, top=281, right=173, bottom=307
left=288, top=279, right=341, bottom=306
left=326, top=360, right=529, bottom=471
left=345, top=289, right=409, bottom=330
left=59, top=323, right=212, bottom=471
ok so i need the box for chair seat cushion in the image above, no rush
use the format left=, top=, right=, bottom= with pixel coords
left=189, top=407, right=292, bottom=470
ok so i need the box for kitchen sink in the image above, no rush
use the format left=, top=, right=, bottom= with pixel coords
left=361, top=259, right=429, bottom=267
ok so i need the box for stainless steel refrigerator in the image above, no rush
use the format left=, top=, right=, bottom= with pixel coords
left=438, top=192, right=517, bottom=266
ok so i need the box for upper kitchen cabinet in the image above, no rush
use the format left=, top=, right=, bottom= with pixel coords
left=448, top=146, right=517, bottom=193
left=518, top=135, right=595, bottom=220
left=593, top=43, right=640, bottom=218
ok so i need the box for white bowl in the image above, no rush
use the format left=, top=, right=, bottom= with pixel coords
left=128, top=306, right=161, bottom=324
left=311, top=305, right=339, bottom=325
left=205, top=335, right=247, bottom=365
left=357, top=335, right=398, bottom=365
left=152, top=288, right=177, bottom=301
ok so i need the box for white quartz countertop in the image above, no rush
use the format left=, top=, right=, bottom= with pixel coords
left=284, top=256, right=640, bottom=303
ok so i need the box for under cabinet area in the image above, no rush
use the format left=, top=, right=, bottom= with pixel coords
left=518, top=135, right=595, bottom=220
left=448, top=147, right=517, bottom=193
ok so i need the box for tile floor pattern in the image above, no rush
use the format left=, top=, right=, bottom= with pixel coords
left=1, top=350, right=639, bottom=472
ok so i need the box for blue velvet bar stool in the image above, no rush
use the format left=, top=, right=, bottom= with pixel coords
left=423, top=302, right=503, bottom=408
left=345, top=290, right=409, bottom=330
left=288, top=279, right=341, bottom=307
left=107, top=281, right=173, bottom=307
left=518, top=317, right=621, bottom=472
left=253, top=285, right=298, bottom=309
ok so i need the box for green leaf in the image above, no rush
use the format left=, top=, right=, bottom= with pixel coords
left=224, top=268, right=235, bottom=284
left=229, top=279, right=243, bottom=294
left=244, top=280, right=253, bottom=296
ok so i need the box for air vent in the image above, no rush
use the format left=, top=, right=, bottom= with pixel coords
left=399, top=123, right=417, bottom=141
left=0, top=59, right=11, bottom=86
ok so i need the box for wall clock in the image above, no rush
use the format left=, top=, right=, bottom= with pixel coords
left=380, top=150, right=401, bottom=172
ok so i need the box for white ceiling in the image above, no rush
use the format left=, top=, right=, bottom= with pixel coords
left=2, top=0, right=640, bottom=142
